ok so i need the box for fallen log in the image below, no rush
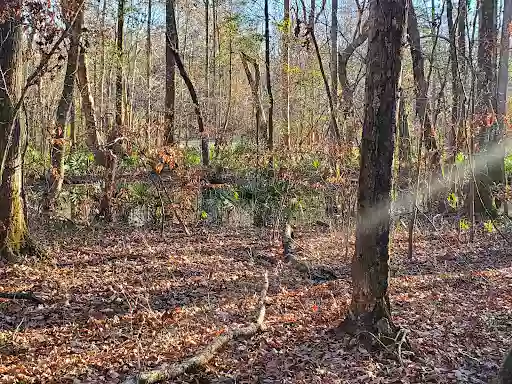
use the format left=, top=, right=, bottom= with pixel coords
left=122, top=271, right=269, bottom=384
left=0, top=291, right=44, bottom=304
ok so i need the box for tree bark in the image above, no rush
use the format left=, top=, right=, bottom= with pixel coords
left=0, top=3, right=31, bottom=260
left=337, top=19, right=369, bottom=128
left=44, top=0, right=83, bottom=211
left=407, top=4, right=438, bottom=156
left=146, top=0, right=152, bottom=149
left=341, top=0, right=406, bottom=333
left=496, top=0, right=511, bottom=213
left=115, top=0, right=125, bottom=135
left=446, top=0, right=461, bottom=161
left=264, top=0, right=274, bottom=151
left=167, top=44, right=209, bottom=166
left=241, top=52, right=267, bottom=148
left=281, top=0, right=291, bottom=149
left=77, top=39, right=122, bottom=221
left=165, top=0, right=178, bottom=145
left=330, top=0, right=338, bottom=141
left=475, top=0, right=498, bottom=214
left=308, top=28, right=341, bottom=144
left=456, top=0, right=467, bottom=151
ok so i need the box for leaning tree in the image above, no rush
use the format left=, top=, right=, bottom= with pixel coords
left=340, top=0, right=406, bottom=334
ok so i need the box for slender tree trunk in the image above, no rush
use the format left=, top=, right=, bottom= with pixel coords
left=497, top=0, right=511, bottom=214
left=44, top=1, right=83, bottom=211
left=407, top=4, right=439, bottom=157
left=446, top=0, right=461, bottom=162
left=330, top=0, right=338, bottom=140
left=0, top=4, right=31, bottom=260
left=264, top=0, right=274, bottom=151
left=115, top=0, right=125, bottom=135
left=165, top=0, right=178, bottom=144
left=212, top=0, right=218, bottom=138
left=241, top=52, right=267, bottom=147
left=77, top=50, right=102, bottom=152
left=308, top=27, right=341, bottom=144
left=98, top=0, right=107, bottom=130
left=167, top=45, right=209, bottom=166
left=204, top=0, right=210, bottom=131
left=340, top=0, right=406, bottom=334
left=282, top=0, right=291, bottom=149
left=456, top=0, right=467, bottom=152
left=70, top=97, right=76, bottom=150
left=338, top=20, right=369, bottom=144
left=146, top=0, right=152, bottom=149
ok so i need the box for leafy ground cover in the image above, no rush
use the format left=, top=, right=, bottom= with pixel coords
left=0, top=224, right=510, bottom=383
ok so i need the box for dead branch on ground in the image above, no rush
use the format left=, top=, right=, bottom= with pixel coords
left=0, top=291, right=43, bottom=304
left=122, top=271, right=269, bottom=384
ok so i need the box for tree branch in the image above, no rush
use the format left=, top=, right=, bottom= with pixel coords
left=122, top=271, right=269, bottom=384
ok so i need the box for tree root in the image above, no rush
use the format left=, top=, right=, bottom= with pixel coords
left=122, top=271, right=269, bottom=384
left=1, top=236, right=47, bottom=262
left=0, top=291, right=43, bottom=304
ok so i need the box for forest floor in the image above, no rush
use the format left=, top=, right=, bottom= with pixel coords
left=0, top=222, right=511, bottom=383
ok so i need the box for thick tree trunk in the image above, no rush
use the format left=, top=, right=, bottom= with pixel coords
left=44, top=1, right=83, bottom=211
left=476, top=0, right=498, bottom=215
left=0, top=6, right=31, bottom=260
left=165, top=0, right=178, bottom=145
left=341, top=0, right=405, bottom=333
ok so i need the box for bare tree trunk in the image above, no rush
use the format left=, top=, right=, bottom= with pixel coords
left=456, top=0, right=467, bottom=152
left=307, top=26, right=341, bottom=144
left=475, top=0, right=498, bottom=215
left=264, top=0, right=274, bottom=151
left=204, top=0, right=209, bottom=131
left=340, top=0, right=406, bottom=334
left=497, top=0, right=511, bottom=214
left=70, top=97, right=76, bottom=150
left=407, top=4, right=439, bottom=158
left=165, top=0, right=177, bottom=144
left=167, top=44, right=209, bottom=166
left=115, top=0, right=125, bottom=135
left=212, top=0, right=218, bottom=139
left=330, top=0, right=338, bottom=139
left=282, top=0, right=291, bottom=149
left=146, top=0, right=152, bottom=149
left=446, top=0, right=461, bottom=162
left=241, top=52, right=267, bottom=147
left=44, top=1, right=83, bottom=211
left=338, top=19, right=369, bottom=143
left=0, top=4, right=35, bottom=260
